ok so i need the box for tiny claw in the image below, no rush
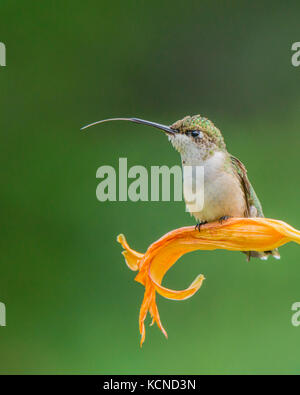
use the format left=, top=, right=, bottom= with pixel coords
left=218, top=216, right=231, bottom=224
left=195, top=221, right=208, bottom=231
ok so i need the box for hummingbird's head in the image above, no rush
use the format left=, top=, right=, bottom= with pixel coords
left=81, top=114, right=226, bottom=162
left=168, top=115, right=226, bottom=161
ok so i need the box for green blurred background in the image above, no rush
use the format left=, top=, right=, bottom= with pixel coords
left=1, top=1, right=300, bottom=374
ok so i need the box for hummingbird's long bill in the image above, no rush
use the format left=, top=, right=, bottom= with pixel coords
left=81, top=117, right=176, bottom=135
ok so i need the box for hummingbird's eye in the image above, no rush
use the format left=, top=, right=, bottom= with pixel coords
left=191, top=130, right=201, bottom=138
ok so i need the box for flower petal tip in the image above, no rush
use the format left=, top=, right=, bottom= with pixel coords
left=116, top=233, right=124, bottom=243
left=117, top=233, right=144, bottom=271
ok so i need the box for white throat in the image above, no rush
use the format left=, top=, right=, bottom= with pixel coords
left=168, top=133, right=224, bottom=166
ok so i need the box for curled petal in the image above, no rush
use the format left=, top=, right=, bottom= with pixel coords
left=117, top=217, right=300, bottom=346
left=151, top=273, right=205, bottom=301
left=117, top=234, right=143, bottom=271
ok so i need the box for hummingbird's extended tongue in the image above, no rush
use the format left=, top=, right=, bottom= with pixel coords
left=81, top=117, right=176, bottom=135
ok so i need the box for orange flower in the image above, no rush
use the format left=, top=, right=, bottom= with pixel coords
left=117, top=217, right=300, bottom=346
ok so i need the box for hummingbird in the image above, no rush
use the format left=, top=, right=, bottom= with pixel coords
left=82, top=114, right=280, bottom=261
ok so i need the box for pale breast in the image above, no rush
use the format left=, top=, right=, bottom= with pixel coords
left=183, top=151, right=246, bottom=222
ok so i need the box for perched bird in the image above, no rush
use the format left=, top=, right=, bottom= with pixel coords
left=82, top=114, right=280, bottom=260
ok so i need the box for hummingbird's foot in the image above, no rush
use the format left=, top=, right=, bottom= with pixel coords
left=218, top=215, right=232, bottom=224
left=195, top=221, right=208, bottom=231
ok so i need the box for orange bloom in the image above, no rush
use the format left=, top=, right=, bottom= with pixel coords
left=117, top=217, right=300, bottom=346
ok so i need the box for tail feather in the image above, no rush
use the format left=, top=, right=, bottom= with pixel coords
left=244, top=248, right=281, bottom=261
